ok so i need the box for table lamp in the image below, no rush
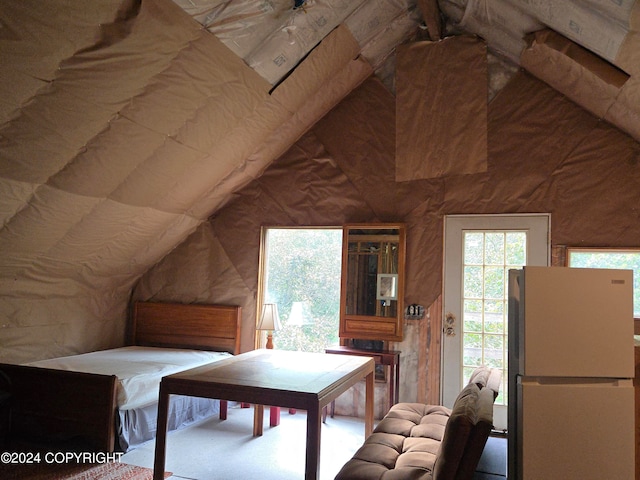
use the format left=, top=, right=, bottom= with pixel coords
left=258, top=303, right=281, bottom=349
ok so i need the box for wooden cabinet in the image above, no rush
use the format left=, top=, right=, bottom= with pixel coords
left=339, top=224, right=405, bottom=342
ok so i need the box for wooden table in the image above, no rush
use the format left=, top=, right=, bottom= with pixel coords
left=152, top=349, right=375, bottom=480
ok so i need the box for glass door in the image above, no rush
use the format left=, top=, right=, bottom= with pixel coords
left=442, top=214, right=550, bottom=431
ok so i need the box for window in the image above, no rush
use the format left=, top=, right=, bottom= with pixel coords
left=567, top=247, right=640, bottom=319
left=259, top=227, right=343, bottom=352
left=462, top=231, right=527, bottom=406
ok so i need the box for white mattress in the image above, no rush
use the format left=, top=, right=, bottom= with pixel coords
left=27, top=346, right=231, bottom=410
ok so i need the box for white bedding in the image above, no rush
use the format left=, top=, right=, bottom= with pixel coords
left=27, top=346, right=231, bottom=410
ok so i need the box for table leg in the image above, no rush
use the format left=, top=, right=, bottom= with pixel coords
left=270, top=406, right=280, bottom=426
left=365, top=370, right=374, bottom=437
left=305, top=404, right=322, bottom=480
left=153, top=388, right=170, bottom=480
left=253, top=404, right=264, bottom=436
left=395, top=361, right=400, bottom=405
left=388, top=364, right=394, bottom=410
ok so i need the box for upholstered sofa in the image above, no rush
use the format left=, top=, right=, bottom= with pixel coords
left=335, top=366, right=502, bottom=480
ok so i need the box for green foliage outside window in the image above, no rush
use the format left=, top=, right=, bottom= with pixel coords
left=568, top=249, right=640, bottom=318
left=263, top=228, right=343, bottom=353
left=462, top=230, right=527, bottom=405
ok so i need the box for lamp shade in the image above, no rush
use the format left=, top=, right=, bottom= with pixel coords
left=258, top=303, right=282, bottom=331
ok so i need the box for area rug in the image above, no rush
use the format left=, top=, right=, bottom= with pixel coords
left=0, top=461, right=171, bottom=480
left=61, top=463, right=171, bottom=480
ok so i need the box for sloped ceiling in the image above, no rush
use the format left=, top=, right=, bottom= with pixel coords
left=0, top=0, right=420, bottom=362
left=0, top=0, right=638, bottom=363
left=439, top=0, right=640, bottom=139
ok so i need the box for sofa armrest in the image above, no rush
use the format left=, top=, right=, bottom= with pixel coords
left=454, top=387, right=496, bottom=480
left=433, top=367, right=502, bottom=480
left=432, top=383, right=480, bottom=480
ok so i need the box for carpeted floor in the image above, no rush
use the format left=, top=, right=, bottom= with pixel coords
left=3, top=407, right=508, bottom=480
left=122, top=406, right=509, bottom=480
left=122, top=405, right=366, bottom=480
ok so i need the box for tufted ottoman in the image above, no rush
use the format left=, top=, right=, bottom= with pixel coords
left=334, top=366, right=501, bottom=480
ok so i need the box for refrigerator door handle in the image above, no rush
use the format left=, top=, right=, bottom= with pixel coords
left=520, top=376, right=633, bottom=388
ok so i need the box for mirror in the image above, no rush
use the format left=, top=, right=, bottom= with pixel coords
left=339, top=223, right=406, bottom=342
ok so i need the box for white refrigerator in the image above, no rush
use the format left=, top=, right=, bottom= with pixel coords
left=507, top=266, right=635, bottom=480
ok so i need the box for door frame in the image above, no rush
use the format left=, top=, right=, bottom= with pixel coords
left=441, top=213, right=550, bottom=429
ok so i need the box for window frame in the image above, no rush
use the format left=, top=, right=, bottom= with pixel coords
left=566, top=247, right=640, bottom=333
left=256, top=226, right=343, bottom=351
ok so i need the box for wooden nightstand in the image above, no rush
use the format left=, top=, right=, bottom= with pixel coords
left=325, top=346, right=400, bottom=415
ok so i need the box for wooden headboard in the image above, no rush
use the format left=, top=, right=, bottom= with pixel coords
left=131, top=301, right=241, bottom=355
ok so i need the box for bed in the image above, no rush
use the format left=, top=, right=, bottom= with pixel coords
left=0, top=301, right=241, bottom=452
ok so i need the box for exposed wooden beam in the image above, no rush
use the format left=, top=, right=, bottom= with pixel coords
left=416, top=0, right=442, bottom=41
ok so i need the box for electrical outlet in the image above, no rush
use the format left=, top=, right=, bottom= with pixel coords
left=404, top=304, right=425, bottom=320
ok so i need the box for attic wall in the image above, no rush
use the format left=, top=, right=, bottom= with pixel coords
left=135, top=71, right=640, bottom=405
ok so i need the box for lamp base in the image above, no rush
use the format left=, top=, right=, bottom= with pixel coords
left=265, top=332, right=274, bottom=349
